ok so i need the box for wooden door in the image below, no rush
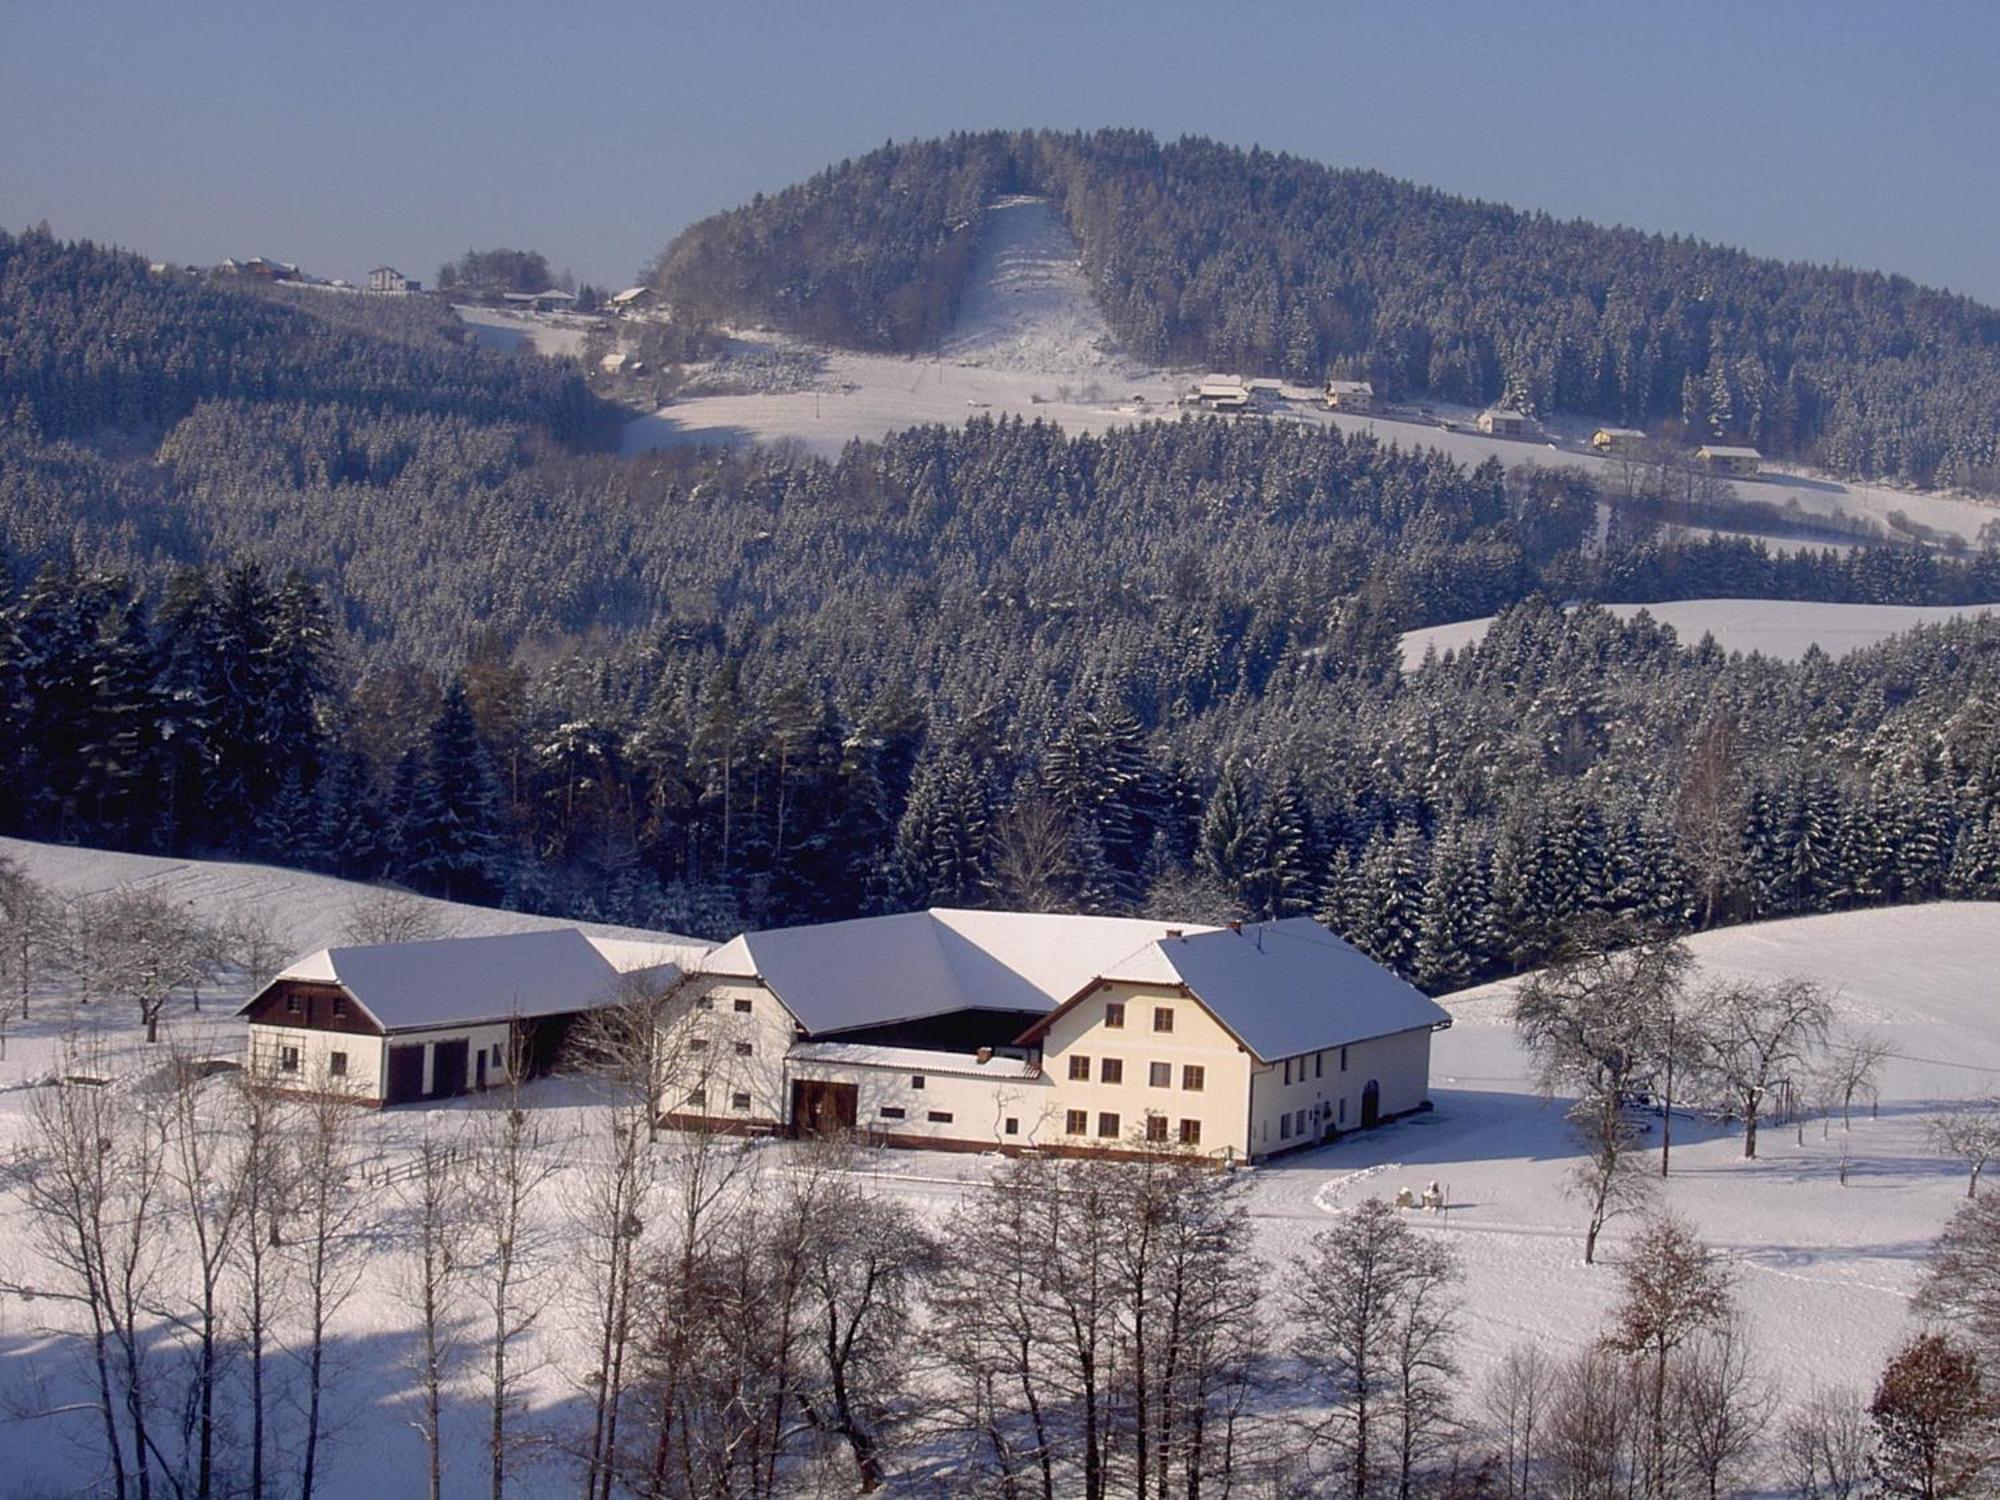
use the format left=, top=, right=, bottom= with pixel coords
left=429, top=1038, right=469, bottom=1099
left=386, top=1045, right=425, bottom=1105
left=1360, top=1079, right=1381, bottom=1129
left=791, top=1079, right=858, bottom=1137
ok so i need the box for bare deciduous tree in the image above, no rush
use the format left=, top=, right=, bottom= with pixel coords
left=397, top=1125, right=472, bottom=1500
left=286, top=1075, right=369, bottom=1500
left=1780, top=1385, right=1871, bottom=1500
left=81, top=890, right=223, bottom=1043
left=341, top=886, right=443, bottom=946
left=0, top=854, right=53, bottom=1052
left=1668, top=1317, right=1773, bottom=1500
left=1927, top=1099, right=2000, bottom=1198
left=1480, top=1342, right=1554, bottom=1500
left=1699, top=976, right=1832, bottom=1158
left=1914, top=1192, right=2000, bottom=1354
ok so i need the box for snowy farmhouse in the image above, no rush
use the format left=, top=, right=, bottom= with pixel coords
left=1191, top=374, right=1252, bottom=411
left=367, top=265, right=420, bottom=294
left=1476, top=407, right=1530, bottom=437
left=239, top=929, right=690, bottom=1105
left=1696, top=443, right=1762, bottom=476
left=657, top=911, right=1451, bottom=1163
left=1592, top=426, right=1646, bottom=456
left=1325, top=379, right=1375, bottom=412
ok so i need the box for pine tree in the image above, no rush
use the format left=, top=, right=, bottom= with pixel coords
left=403, top=681, right=513, bottom=903
left=1197, top=757, right=1259, bottom=910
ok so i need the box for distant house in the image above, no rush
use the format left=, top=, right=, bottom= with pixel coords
left=1325, top=379, right=1375, bottom=412
left=659, top=910, right=1451, bottom=1162
left=1477, top=408, right=1530, bottom=437
left=1592, top=426, right=1646, bottom=456
left=1697, top=444, right=1762, bottom=476
left=502, top=287, right=578, bottom=313
left=1246, top=377, right=1286, bottom=402
left=1194, top=373, right=1251, bottom=411
left=219, top=257, right=300, bottom=282
left=607, top=286, right=655, bottom=312
left=238, top=929, right=693, bottom=1105
left=368, top=266, right=420, bottom=294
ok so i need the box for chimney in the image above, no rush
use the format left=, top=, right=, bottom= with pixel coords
left=1165, top=928, right=1183, bottom=939
left=1227, top=919, right=1243, bottom=934
left=975, top=1046, right=993, bottom=1065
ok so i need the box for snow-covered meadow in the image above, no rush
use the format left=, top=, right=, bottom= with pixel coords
left=1, top=842, right=1994, bottom=1496
left=1399, top=598, right=2000, bottom=670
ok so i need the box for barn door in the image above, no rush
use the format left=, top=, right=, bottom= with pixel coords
left=791, top=1080, right=858, bottom=1138
left=429, top=1039, right=470, bottom=1099
left=386, top=1045, right=425, bottom=1105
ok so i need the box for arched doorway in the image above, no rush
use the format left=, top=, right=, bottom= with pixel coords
left=1360, top=1079, right=1381, bottom=1129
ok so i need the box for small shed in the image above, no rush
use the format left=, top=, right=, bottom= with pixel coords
left=1697, top=444, right=1762, bottom=476
left=1477, top=408, right=1529, bottom=437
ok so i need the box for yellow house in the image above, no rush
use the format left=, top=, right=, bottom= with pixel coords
left=1697, top=444, right=1761, bottom=476
left=657, top=911, right=1451, bottom=1163
left=1326, top=380, right=1375, bottom=412
left=1592, top=426, right=1646, bottom=456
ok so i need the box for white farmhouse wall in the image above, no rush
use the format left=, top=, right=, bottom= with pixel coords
left=1246, top=1026, right=1434, bottom=1158
left=657, top=977, right=799, bottom=1128
left=246, top=1023, right=385, bottom=1100
left=1037, top=981, right=1254, bottom=1159
left=791, top=1056, right=1056, bottom=1149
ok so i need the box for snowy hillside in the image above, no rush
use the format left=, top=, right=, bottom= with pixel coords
left=0, top=835, right=690, bottom=959
left=1399, top=597, right=2000, bottom=669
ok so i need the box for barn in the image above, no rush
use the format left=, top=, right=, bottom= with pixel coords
left=238, top=929, right=683, bottom=1105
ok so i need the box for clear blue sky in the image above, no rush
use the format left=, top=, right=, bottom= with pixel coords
left=5, top=0, right=1997, bottom=303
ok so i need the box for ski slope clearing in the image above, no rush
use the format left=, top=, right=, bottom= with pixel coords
left=1399, top=597, right=2000, bottom=669
left=623, top=196, right=1186, bottom=459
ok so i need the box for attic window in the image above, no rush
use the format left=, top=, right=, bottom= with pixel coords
left=733, top=998, right=753, bottom=1014
left=332, top=997, right=347, bottom=1019
left=910, top=1074, right=926, bottom=1090
left=1104, top=1001, right=1125, bottom=1029
left=1153, top=1007, right=1174, bottom=1033
left=695, top=996, right=714, bottom=1011
left=286, top=995, right=302, bottom=1016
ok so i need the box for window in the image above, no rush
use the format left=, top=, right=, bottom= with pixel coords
left=1149, top=1061, right=1171, bottom=1088
left=332, top=997, right=347, bottom=1019
left=1104, top=1001, right=1125, bottom=1029
left=880, top=1106, right=906, bottom=1120
left=1100, top=1058, right=1123, bottom=1085
left=280, top=1045, right=300, bottom=1073
left=1097, top=1112, right=1121, bottom=1139
left=686, top=1088, right=707, bottom=1108
left=1283, top=1059, right=1292, bottom=1086
left=1146, top=1115, right=1168, bottom=1143
left=1153, top=1006, right=1174, bottom=1033
left=1315, top=1052, right=1323, bottom=1079
left=1004, top=1117, right=1019, bottom=1136
left=328, top=1051, right=347, bottom=1077
left=491, top=1045, right=503, bottom=1068
left=910, top=1074, right=926, bottom=1090
left=1280, top=1114, right=1293, bottom=1140
left=695, top=996, right=714, bottom=1011
left=734, top=1041, right=753, bottom=1057
left=731, top=1092, right=751, bottom=1112
left=1339, top=1097, right=1347, bottom=1124
left=927, top=1110, right=954, bottom=1124
left=1068, top=1055, right=1091, bottom=1081
left=286, top=995, right=302, bottom=1016
left=733, top=997, right=753, bottom=1013
left=1179, top=1119, right=1202, bottom=1146
left=1340, top=1045, right=1348, bottom=1072
left=1183, top=1064, right=1205, bottom=1092
left=1065, top=1109, right=1088, bottom=1135
left=688, top=1036, right=709, bottom=1052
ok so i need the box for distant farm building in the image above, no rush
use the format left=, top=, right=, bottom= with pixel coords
left=1477, top=408, right=1530, bottom=437
left=367, top=266, right=420, bottom=294
left=607, top=286, right=655, bottom=312
left=658, top=910, right=1450, bottom=1162
left=1326, top=380, right=1375, bottom=412
left=1193, top=374, right=1252, bottom=410
left=1592, top=426, right=1646, bottom=456
left=1246, top=377, right=1286, bottom=402
left=503, top=288, right=578, bottom=313
left=239, top=929, right=695, bottom=1105
left=1697, top=444, right=1762, bottom=476
left=218, top=257, right=300, bottom=282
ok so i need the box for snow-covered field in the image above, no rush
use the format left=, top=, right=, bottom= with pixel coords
left=452, top=303, right=591, bottom=359
left=3, top=840, right=1993, bottom=1495
left=1399, top=597, right=2000, bottom=670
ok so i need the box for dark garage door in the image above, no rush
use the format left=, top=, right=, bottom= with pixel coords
left=386, top=1045, right=425, bottom=1105
left=428, top=1038, right=469, bottom=1100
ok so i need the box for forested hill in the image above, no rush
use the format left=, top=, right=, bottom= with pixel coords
left=651, top=129, right=2000, bottom=491
left=0, top=228, right=609, bottom=446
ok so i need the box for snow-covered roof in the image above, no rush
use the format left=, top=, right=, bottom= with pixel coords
left=789, top=1040, right=1042, bottom=1080
left=700, top=910, right=1220, bottom=1036
left=1698, top=445, right=1762, bottom=459
left=1038, top=917, right=1451, bottom=1062
left=1594, top=426, right=1644, bottom=439
left=608, top=286, right=651, bottom=304
left=244, top=929, right=642, bottom=1031
left=1479, top=407, right=1526, bottom=422
left=1327, top=380, right=1374, bottom=394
